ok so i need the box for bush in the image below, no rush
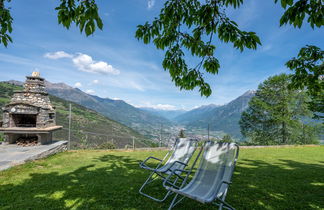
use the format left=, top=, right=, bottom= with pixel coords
left=0, top=133, right=4, bottom=142
left=96, top=142, right=116, bottom=150
left=219, top=134, right=233, bottom=143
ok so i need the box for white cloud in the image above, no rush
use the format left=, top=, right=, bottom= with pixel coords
left=112, top=97, right=121, bottom=100
left=72, top=53, right=120, bottom=75
left=137, top=103, right=178, bottom=110
left=44, top=51, right=73, bottom=59
left=85, top=89, right=95, bottom=94
left=92, top=79, right=99, bottom=84
left=44, top=51, right=120, bottom=75
left=147, top=0, right=155, bottom=9
left=74, top=82, right=82, bottom=88
left=153, top=104, right=178, bottom=110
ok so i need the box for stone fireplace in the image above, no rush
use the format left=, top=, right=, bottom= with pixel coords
left=0, top=72, right=62, bottom=145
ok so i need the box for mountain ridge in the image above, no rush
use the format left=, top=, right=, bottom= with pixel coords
left=5, top=80, right=256, bottom=140
left=0, top=82, right=152, bottom=148
left=175, top=90, right=255, bottom=138
left=44, top=81, right=174, bottom=139
left=139, top=107, right=187, bottom=120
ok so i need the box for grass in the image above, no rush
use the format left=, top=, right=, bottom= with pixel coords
left=0, top=146, right=323, bottom=209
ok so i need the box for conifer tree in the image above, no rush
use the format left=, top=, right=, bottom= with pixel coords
left=240, top=74, right=320, bottom=145
left=178, top=129, right=186, bottom=138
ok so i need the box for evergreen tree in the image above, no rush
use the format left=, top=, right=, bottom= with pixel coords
left=178, top=129, right=186, bottom=138
left=240, top=74, right=319, bottom=145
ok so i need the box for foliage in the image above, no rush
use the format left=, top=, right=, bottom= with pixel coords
left=274, top=0, right=324, bottom=106
left=178, top=129, right=185, bottom=138
left=95, top=141, right=116, bottom=150
left=0, top=132, right=4, bottom=142
left=0, top=0, right=12, bottom=47
left=55, top=0, right=103, bottom=36
left=239, top=74, right=321, bottom=145
left=237, top=141, right=257, bottom=146
left=0, top=0, right=322, bottom=99
left=286, top=45, right=324, bottom=119
left=135, top=0, right=261, bottom=96
left=274, top=0, right=324, bottom=29
left=220, top=134, right=233, bottom=143
left=0, top=147, right=324, bottom=209
left=0, top=0, right=103, bottom=47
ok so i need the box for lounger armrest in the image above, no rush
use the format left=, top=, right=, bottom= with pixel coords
left=167, top=160, right=188, bottom=170
left=222, top=181, right=231, bottom=185
left=163, top=169, right=191, bottom=190
left=215, top=180, right=232, bottom=196
left=139, top=156, right=163, bottom=170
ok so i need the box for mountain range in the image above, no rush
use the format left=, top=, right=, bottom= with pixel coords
left=43, top=81, right=175, bottom=140
left=174, top=91, right=255, bottom=138
left=4, top=80, right=256, bottom=140
left=0, top=82, right=152, bottom=148
left=139, top=107, right=186, bottom=120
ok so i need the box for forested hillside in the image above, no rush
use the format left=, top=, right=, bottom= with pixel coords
left=0, top=82, right=154, bottom=149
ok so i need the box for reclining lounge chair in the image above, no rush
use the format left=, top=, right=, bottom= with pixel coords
left=163, top=141, right=239, bottom=210
left=139, top=138, right=198, bottom=202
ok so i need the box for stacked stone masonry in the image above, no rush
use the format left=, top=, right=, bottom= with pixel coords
left=0, top=72, right=61, bottom=145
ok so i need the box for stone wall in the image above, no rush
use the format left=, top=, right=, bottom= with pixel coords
left=10, top=92, right=53, bottom=110
left=1, top=73, right=60, bottom=145
left=2, top=74, right=56, bottom=129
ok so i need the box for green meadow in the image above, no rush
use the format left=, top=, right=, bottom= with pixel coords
left=1, top=146, right=323, bottom=210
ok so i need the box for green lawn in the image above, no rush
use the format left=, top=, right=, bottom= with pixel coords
left=0, top=146, right=323, bottom=210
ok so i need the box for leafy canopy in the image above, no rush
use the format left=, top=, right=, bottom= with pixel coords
left=286, top=45, right=324, bottom=118
left=0, top=0, right=103, bottom=47
left=287, top=45, right=323, bottom=97
left=274, top=0, right=324, bottom=28
left=0, top=0, right=323, bottom=97
left=56, top=0, right=103, bottom=36
left=0, top=0, right=13, bottom=47
left=135, top=0, right=261, bottom=96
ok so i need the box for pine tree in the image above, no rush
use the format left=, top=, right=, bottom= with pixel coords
left=240, top=74, right=319, bottom=145
left=178, top=129, right=186, bottom=138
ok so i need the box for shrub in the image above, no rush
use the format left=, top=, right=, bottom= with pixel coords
left=97, top=142, right=116, bottom=150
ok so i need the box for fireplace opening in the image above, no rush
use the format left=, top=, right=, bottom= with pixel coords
left=12, top=114, right=37, bottom=127
left=16, top=134, right=38, bottom=146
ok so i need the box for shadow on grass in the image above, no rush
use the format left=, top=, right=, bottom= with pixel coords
left=0, top=154, right=323, bottom=209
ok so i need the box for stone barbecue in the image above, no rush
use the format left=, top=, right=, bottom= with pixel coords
left=0, top=72, right=62, bottom=145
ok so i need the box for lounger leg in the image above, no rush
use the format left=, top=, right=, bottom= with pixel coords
left=214, top=197, right=235, bottom=210
left=168, top=193, right=186, bottom=210
left=139, top=171, right=174, bottom=202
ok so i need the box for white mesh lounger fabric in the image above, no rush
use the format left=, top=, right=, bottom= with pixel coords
left=164, top=141, right=239, bottom=210
left=139, top=138, right=198, bottom=202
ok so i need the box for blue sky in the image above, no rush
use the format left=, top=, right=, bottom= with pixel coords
left=0, top=0, right=323, bottom=110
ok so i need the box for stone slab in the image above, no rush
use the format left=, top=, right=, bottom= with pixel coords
left=0, top=125, right=62, bottom=133
left=0, top=141, right=67, bottom=171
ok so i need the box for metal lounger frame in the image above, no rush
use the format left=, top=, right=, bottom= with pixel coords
left=163, top=141, right=239, bottom=210
left=139, top=138, right=198, bottom=202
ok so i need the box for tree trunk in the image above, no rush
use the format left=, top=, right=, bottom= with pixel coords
left=282, top=122, right=287, bottom=144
